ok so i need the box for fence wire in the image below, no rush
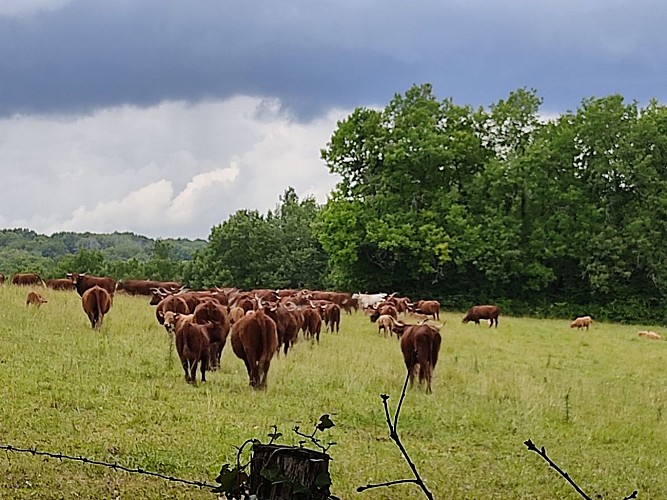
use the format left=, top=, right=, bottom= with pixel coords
left=0, top=442, right=217, bottom=491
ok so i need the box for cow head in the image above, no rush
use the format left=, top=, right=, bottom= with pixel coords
left=163, top=311, right=179, bottom=334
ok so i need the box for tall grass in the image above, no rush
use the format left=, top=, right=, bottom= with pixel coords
left=0, top=285, right=665, bottom=498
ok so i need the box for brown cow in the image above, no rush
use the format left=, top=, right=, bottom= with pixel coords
left=0, top=273, right=5, bottom=284
left=81, top=285, right=112, bottom=329
left=322, top=302, right=341, bottom=333
left=230, top=308, right=279, bottom=390
left=155, top=294, right=190, bottom=326
left=118, top=280, right=181, bottom=296
left=266, top=303, right=300, bottom=355
left=463, top=305, right=500, bottom=328
left=26, top=291, right=47, bottom=307
left=391, top=318, right=442, bottom=393
left=370, top=304, right=398, bottom=322
left=67, top=273, right=116, bottom=300
left=163, top=311, right=210, bottom=385
left=570, top=315, right=592, bottom=331
left=410, top=300, right=440, bottom=320
left=12, top=273, right=44, bottom=286
left=300, top=306, right=323, bottom=343
left=192, top=299, right=230, bottom=370
left=45, top=278, right=76, bottom=291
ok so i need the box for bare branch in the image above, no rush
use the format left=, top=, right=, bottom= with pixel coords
left=359, top=372, right=433, bottom=499
left=524, top=439, right=638, bottom=500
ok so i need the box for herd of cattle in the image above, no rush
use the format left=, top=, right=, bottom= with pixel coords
left=4, top=271, right=514, bottom=393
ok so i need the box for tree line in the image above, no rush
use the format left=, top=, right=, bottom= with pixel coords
left=3, top=84, right=666, bottom=323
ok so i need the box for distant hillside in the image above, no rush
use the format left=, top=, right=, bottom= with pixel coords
left=0, top=229, right=207, bottom=278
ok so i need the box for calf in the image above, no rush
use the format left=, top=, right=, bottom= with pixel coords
left=638, top=330, right=661, bottom=340
left=230, top=308, right=279, bottom=390
left=81, top=285, right=112, bottom=329
left=391, top=319, right=442, bottom=393
left=462, top=304, right=500, bottom=328
left=26, top=291, right=47, bottom=307
left=570, top=315, right=592, bottom=331
left=376, top=314, right=395, bottom=337
left=163, top=311, right=210, bottom=385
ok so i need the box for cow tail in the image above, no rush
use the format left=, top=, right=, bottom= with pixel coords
left=430, top=331, right=442, bottom=370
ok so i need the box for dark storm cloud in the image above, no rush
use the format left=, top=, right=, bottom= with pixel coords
left=1, top=0, right=666, bottom=118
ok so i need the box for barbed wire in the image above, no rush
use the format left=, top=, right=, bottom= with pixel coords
left=0, top=443, right=217, bottom=491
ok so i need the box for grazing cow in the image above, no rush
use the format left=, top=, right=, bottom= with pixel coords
left=352, top=292, right=387, bottom=310
left=45, top=278, right=76, bottom=291
left=163, top=311, right=210, bottom=385
left=81, top=285, right=112, bottom=329
left=26, top=291, right=47, bottom=307
left=391, top=318, right=442, bottom=393
left=462, top=304, right=500, bottom=328
left=67, top=273, right=116, bottom=300
left=0, top=273, right=4, bottom=284
left=230, top=308, right=279, bottom=390
left=638, top=330, right=661, bottom=340
left=376, top=314, right=395, bottom=337
left=12, top=273, right=44, bottom=286
left=410, top=300, right=441, bottom=321
left=570, top=315, right=593, bottom=331
left=193, top=299, right=230, bottom=370
left=370, top=304, right=398, bottom=322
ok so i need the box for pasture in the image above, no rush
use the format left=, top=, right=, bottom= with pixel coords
left=0, top=285, right=666, bottom=499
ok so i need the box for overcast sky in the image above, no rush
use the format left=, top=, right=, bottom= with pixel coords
left=1, top=0, right=665, bottom=240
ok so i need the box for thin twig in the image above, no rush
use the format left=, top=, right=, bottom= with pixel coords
left=358, top=372, right=433, bottom=499
left=524, top=439, right=638, bottom=500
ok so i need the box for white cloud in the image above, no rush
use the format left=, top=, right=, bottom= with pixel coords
left=0, top=97, right=345, bottom=239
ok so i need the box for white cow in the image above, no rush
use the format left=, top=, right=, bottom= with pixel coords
left=352, top=292, right=387, bottom=309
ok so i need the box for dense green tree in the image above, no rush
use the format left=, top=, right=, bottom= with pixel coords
left=184, top=189, right=328, bottom=290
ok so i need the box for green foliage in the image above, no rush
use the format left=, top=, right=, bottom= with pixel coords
left=318, top=84, right=667, bottom=322
left=185, top=188, right=329, bottom=290
left=0, top=229, right=202, bottom=281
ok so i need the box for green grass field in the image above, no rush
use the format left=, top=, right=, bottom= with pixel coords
left=0, top=285, right=665, bottom=499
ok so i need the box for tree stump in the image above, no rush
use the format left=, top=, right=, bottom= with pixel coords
left=250, top=444, right=332, bottom=499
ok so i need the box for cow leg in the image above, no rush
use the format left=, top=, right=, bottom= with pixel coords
left=250, top=361, right=261, bottom=389
left=181, top=359, right=190, bottom=381
left=189, top=358, right=199, bottom=385
left=200, top=353, right=208, bottom=383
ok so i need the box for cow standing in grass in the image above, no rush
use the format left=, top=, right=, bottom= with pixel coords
left=81, top=285, right=112, bottom=330
left=462, top=304, right=500, bottom=328
left=193, top=299, right=230, bottom=370
left=391, top=318, right=442, bottom=394
left=163, top=311, right=210, bottom=385
left=230, top=307, right=279, bottom=390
